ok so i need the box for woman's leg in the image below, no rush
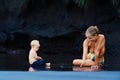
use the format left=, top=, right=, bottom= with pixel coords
left=82, top=60, right=95, bottom=66
left=73, top=59, right=83, bottom=66
left=73, top=59, right=95, bottom=67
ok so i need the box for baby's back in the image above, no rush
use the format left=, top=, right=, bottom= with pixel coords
left=29, top=50, right=37, bottom=64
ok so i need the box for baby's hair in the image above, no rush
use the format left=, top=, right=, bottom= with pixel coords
left=86, top=26, right=99, bottom=36
left=30, top=40, right=40, bottom=47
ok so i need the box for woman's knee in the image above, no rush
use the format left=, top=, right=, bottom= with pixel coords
left=73, top=59, right=82, bottom=65
left=73, top=59, right=76, bottom=64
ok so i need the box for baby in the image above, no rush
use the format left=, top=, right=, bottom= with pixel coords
left=29, top=40, right=50, bottom=71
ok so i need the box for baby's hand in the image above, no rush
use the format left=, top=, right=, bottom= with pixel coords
left=39, top=57, right=42, bottom=59
left=37, top=56, right=42, bottom=60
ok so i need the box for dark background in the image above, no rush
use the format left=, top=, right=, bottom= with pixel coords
left=0, top=0, right=120, bottom=71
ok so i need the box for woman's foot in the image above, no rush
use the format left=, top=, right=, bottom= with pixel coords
left=91, top=65, right=101, bottom=71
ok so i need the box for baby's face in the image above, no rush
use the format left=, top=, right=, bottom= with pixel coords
left=34, top=44, right=40, bottom=51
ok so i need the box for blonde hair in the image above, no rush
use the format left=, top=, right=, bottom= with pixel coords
left=30, top=40, right=40, bottom=47
left=86, top=26, right=99, bottom=36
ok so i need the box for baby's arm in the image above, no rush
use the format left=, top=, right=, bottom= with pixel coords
left=35, top=55, right=42, bottom=60
left=32, top=51, right=42, bottom=60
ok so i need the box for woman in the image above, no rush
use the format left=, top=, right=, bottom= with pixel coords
left=73, top=26, right=105, bottom=68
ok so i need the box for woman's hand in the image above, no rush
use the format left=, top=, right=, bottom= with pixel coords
left=80, top=60, right=86, bottom=67
left=91, top=65, right=99, bottom=70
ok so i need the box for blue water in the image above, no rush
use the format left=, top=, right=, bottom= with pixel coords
left=28, top=65, right=120, bottom=72
left=0, top=63, right=120, bottom=80
left=0, top=65, right=120, bottom=80
left=0, top=71, right=119, bottom=80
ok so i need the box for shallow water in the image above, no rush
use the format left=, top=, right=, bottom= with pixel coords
left=0, top=71, right=120, bottom=80
left=0, top=64, right=120, bottom=80
left=28, top=64, right=120, bottom=72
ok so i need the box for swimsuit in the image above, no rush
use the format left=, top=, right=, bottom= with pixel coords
left=88, top=53, right=104, bottom=65
left=30, top=59, right=45, bottom=70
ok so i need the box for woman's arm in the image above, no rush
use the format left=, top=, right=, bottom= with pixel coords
left=94, top=35, right=105, bottom=65
left=82, top=39, right=88, bottom=63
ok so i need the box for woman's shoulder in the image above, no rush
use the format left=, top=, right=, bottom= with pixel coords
left=83, top=39, right=89, bottom=45
left=98, top=34, right=105, bottom=42
left=99, top=34, right=105, bottom=38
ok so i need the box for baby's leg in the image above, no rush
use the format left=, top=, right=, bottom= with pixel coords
left=45, top=62, right=51, bottom=69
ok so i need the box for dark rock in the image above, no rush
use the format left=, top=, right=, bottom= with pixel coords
left=0, top=32, right=7, bottom=45
left=5, top=0, right=29, bottom=17
left=117, top=7, right=120, bottom=18
left=0, top=0, right=6, bottom=18
left=6, top=49, right=28, bottom=70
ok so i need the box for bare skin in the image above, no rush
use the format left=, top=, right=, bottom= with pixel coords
left=29, top=43, right=42, bottom=64
left=73, top=34, right=105, bottom=67
left=29, top=40, right=50, bottom=70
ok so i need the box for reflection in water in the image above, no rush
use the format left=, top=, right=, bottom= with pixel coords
left=29, top=66, right=50, bottom=72
left=29, top=67, right=37, bottom=72
left=28, top=65, right=103, bottom=72
left=73, top=66, right=102, bottom=72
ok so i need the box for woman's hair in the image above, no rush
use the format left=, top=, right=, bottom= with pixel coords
left=85, top=26, right=99, bottom=36
left=30, top=40, right=40, bottom=47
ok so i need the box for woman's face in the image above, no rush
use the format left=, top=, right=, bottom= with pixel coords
left=86, top=33, right=98, bottom=42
